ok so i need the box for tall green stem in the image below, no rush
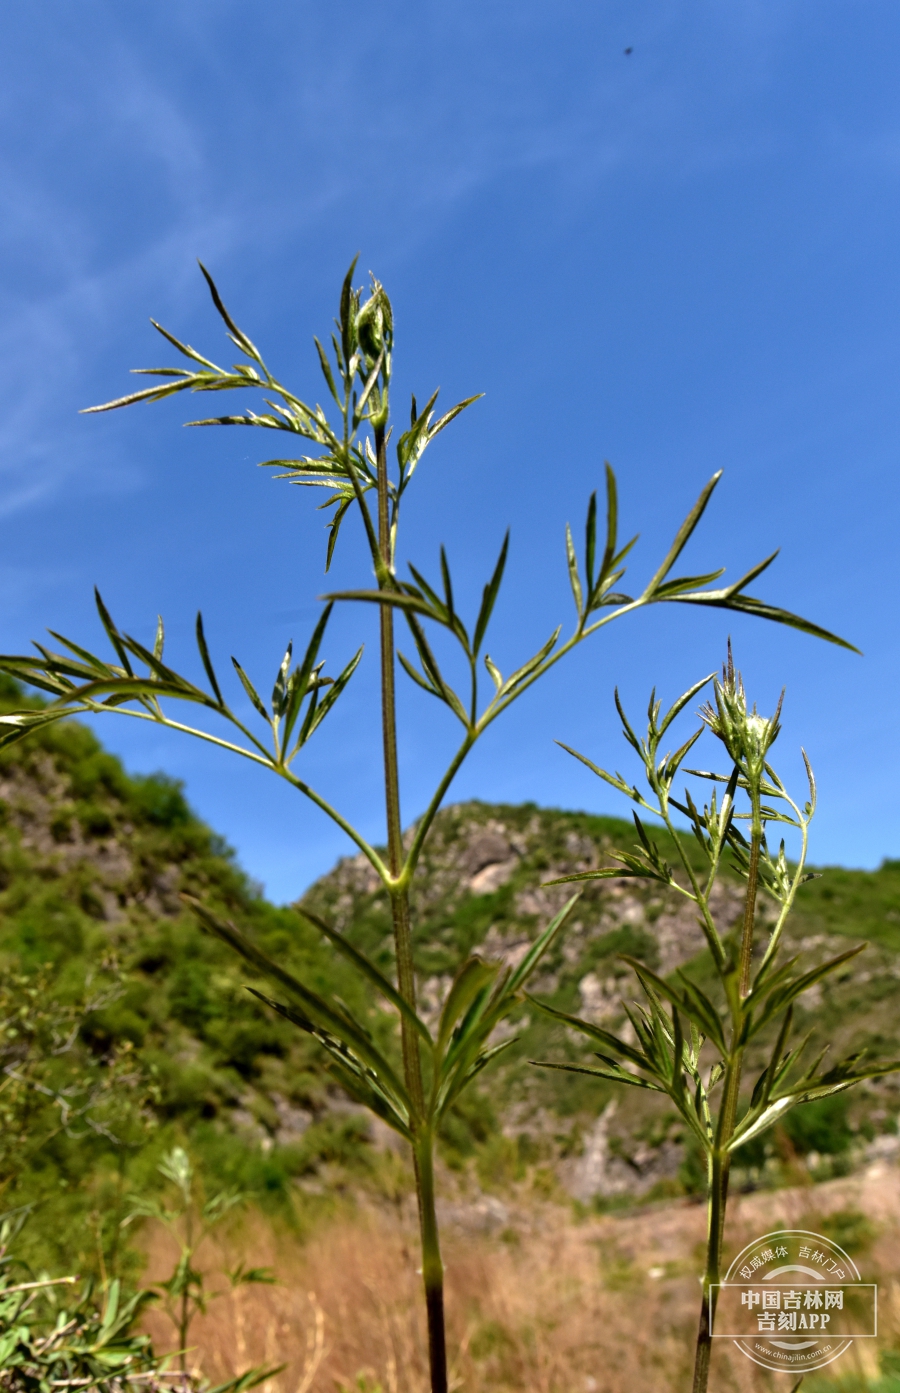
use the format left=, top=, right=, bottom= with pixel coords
left=691, top=815, right=761, bottom=1393
left=375, top=425, right=446, bottom=1393
left=738, top=792, right=762, bottom=997
left=416, top=1132, right=447, bottom=1393
left=692, top=1063, right=739, bottom=1393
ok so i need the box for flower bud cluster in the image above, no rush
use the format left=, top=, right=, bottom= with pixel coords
left=700, top=649, right=781, bottom=782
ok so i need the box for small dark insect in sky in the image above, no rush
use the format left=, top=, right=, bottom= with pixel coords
left=624, top=46, right=633, bottom=55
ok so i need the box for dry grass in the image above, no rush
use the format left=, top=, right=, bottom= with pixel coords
left=138, top=1158, right=900, bottom=1393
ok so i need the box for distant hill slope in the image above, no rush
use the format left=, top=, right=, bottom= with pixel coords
left=300, top=799, right=900, bottom=1200
left=1, top=676, right=899, bottom=1272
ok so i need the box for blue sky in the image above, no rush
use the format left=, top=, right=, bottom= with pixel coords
left=1, top=2, right=898, bottom=901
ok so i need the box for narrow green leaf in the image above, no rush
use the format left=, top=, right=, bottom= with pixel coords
left=339, top=255, right=360, bottom=367
left=541, top=866, right=644, bottom=886
left=657, top=674, right=715, bottom=736
left=296, top=905, right=433, bottom=1045
left=282, top=604, right=332, bottom=749
left=598, top=463, right=618, bottom=583
left=149, top=318, right=221, bottom=371
left=584, top=490, right=597, bottom=594
left=427, top=393, right=482, bottom=443
left=95, top=588, right=134, bottom=676
left=497, top=627, right=561, bottom=698
left=751, top=944, right=866, bottom=1035
left=553, top=740, right=637, bottom=799
left=670, top=591, right=859, bottom=653
left=654, top=569, right=726, bottom=599
left=272, top=642, right=293, bottom=718
left=642, top=472, right=722, bottom=598
left=231, top=657, right=269, bottom=720
left=198, top=261, right=265, bottom=366
left=506, top=893, right=580, bottom=996
left=436, top=957, right=497, bottom=1063
left=249, top=990, right=412, bottom=1141
left=325, top=495, right=353, bottom=572
left=620, top=957, right=727, bottom=1054
left=530, top=1059, right=664, bottom=1091
left=472, top=532, right=510, bottom=657
left=440, top=546, right=455, bottom=624
left=82, top=380, right=197, bottom=414
left=484, top=654, right=503, bottom=692
left=321, top=588, right=443, bottom=622
left=397, top=649, right=440, bottom=697
left=195, top=612, right=225, bottom=706
left=566, top=523, right=583, bottom=618
left=182, top=896, right=410, bottom=1106
left=298, top=646, right=363, bottom=746
left=525, top=995, right=652, bottom=1074
left=314, top=337, right=340, bottom=405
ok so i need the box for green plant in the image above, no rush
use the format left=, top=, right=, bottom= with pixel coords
left=0, top=1202, right=274, bottom=1393
left=0, top=261, right=851, bottom=1393
left=528, top=650, right=899, bottom=1393
left=0, top=962, right=158, bottom=1202
left=0, top=1203, right=159, bottom=1393
left=126, top=1146, right=273, bottom=1375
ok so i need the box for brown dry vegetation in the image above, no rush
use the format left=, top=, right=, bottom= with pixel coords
left=138, top=1157, right=900, bottom=1393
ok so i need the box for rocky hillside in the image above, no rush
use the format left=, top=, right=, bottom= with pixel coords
left=300, top=800, right=900, bottom=1205
left=1, top=675, right=899, bottom=1272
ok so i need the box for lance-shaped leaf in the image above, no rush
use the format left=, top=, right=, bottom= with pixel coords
left=566, top=522, right=583, bottom=618
left=532, top=1058, right=664, bottom=1091
left=730, top=1049, right=900, bottom=1152
left=181, top=896, right=413, bottom=1112
left=748, top=1006, right=796, bottom=1114
left=293, top=645, right=363, bottom=749
left=584, top=487, right=597, bottom=595
left=281, top=604, right=332, bottom=749
left=0, top=707, right=74, bottom=751
left=641, top=472, right=723, bottom=600
left=296, top=905, right=432, bottom=1046
left=620, top=957, right=728, bottom=1054
left=398, top=612, right=469, bottom=725
left=434, top=957, right=498, bottom=1067
left=195, top=612, right=224, bottom=705
left=406, top=558, right=470, bottom=651
left=553, top=741, right=642, bottom=803
left=434, top=896, right=580, bottom=1115
left=487, top=627, right=562, bottom=703
left=525, top=995, right=659, bottom=1078
left=658, top=673, right=716, bottom=738
left=668, top=584, right=858, bottom=652
left=271, top=642, right=293, bottom=718
left=472, top=532, right=510, bottom=657
left=198, top=262, right=267, bottom=367
left=395, top=390, right=482, bottom=492
left=748, top=943, right=866, bottom=1037
left=231, top=657, right=269, bottom=720
left=248, top=989, right=412, bottom=1141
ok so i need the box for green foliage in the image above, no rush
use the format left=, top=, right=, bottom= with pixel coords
left=529, top=652, right=897, bottom=1393
left=0, top=261, right=857, bottom=1393
left=781, top=1093, right=853, bottom=1157
left=0, top=1205, right=159, bottom=1393
left=127, top=1147, right=274, bottom=1375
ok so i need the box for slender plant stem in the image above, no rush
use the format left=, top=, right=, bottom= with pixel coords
left=375, top=423, right=424, bottom=1109
left=738, top=802, right=762, bottom=997
left=416, top=1132, right=448, bottom=1393
left=374, top=423, right=445, bottom=1392
left=691, top=818, right=762, bottom=1393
